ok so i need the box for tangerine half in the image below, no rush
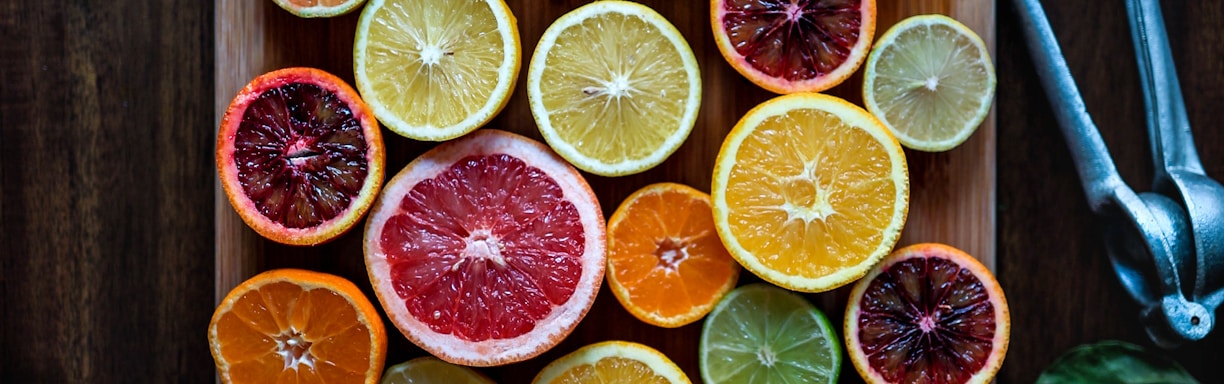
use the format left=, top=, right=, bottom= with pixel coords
left=208, top=269, right=387, bottom=384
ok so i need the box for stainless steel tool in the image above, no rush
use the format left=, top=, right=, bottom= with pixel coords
left=1014, top=0, right=1224, bottom=347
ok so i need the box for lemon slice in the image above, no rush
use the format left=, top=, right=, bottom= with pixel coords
left=380, top=356, right=492, bottom=384
left=354, top=0, right=520, bottom=141
left=527, top=1, right=701, bottom=176
left=862, top=14, right=996, bottom=152
left=532, top=341, right=690, bottom=384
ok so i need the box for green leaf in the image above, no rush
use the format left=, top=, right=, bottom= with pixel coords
left=1037, top=340, right=1199, bottom=384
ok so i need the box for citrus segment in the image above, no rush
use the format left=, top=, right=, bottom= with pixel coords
left=711, top=93, right=908, bottom=292
left=363, top=129, right=605, bottom=366
left=533, top=341, right=690, bottom=384
left=209, top=269, right=387, bottom=384
left=606, top=182, right=740, bottom=328
left=862, top=14, right=996, bottom=152
left=380, top=356, right=493, bottom=384
left=711, top=0, right=876, bottom=94
left=528, top=0, right=701, bottom=176
left=354, top=0, right=520, bottom=141
left=845, top=243, right=1010, bottom=384
left=699, top=283, right=841, bottom=384
left=217, top=67, right=385, bottom=246
left=273, top=0, right=366, bottom=18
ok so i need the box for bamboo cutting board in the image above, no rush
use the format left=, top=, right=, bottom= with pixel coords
left=214, top=0, right=995, bottom=381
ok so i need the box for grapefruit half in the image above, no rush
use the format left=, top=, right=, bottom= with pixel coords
left=363, top=129, right=606, bottom=366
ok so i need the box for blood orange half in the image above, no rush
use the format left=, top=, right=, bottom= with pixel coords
left=363, top=129, right=606, bottom=367
left=845, top=243, right=1010, bottom=384
left=711, top=0, right=876, bottom=94
left=217, top=67, right=385, bottom=246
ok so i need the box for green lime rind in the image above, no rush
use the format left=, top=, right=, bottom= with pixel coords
left=699, top=283, right=841, bottom=384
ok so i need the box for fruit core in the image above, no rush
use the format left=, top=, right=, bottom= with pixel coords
left=380, top=154, right=585, bottom=342
left=655, top=238, right=689, bottom=271
left=273, top=328, right=314, bottom=370
left=720, top=0, right=865, bottom=81
left=234, top=82, right=370, bottom=229
left=857, top=256, right=997, bottom=383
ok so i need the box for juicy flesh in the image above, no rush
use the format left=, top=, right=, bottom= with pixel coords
left=235, top=82, right=369, bottom=229
left=553, top=357, right=671, bottom=384
left=871, top=22, right=993, bottom=143
left=856, top=256, right=997, bottom=384
left=703, top=287, right=838, bottom=382
left=721, top=0, right=864, bottom=81
left=539, top=12, right=691, bottom=164
left=362, top=0, right=504, bottom=129
left=380, top=154, right=585, bottom=342
left=213, top=282, right=374, bottom=383
left=609, top=189, right=738, bottom=319
left=725, top=109, right=897, bottom=278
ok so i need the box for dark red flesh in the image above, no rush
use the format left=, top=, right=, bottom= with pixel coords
left=856, top=256, right=997, bottom=384
left=380, top=154, right=584, bottom=342
left=235, top=82, right=369, bottom=229
left=721, top=0, right=863, bottom=81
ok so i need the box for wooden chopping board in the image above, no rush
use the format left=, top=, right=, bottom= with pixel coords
left=214, top=0, right=995, bottom=381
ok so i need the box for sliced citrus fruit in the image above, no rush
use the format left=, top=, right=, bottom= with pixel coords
left=354, top=0, right=520, bottom=141
left=363, top=129, right=606, bottom=366
left=380, top=356, right=493, bottom=384
left=862, top=14, right=996, bottom=152
left=711, top=0, right=876, bottom=94
left=699, top=283, right=841, bottom=384
left=711, top=92, right=908, bottom=292
left=208, top=268, right=387, bottom=384
left=527, top=0, right=701, bottom=176
left=606, top=182, right=740, bottom=328
left=217, top=67, right=385, bottom=246
left=845, top=243, right=1010, bottom=384
left=532, top=341, right=690, bottom=384
left=273, top=0, right=366, bottom=18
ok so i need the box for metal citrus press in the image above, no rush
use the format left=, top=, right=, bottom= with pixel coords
left=1015, top=0, right=1224, bottom=347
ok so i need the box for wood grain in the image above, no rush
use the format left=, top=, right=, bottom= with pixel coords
left=5, top=0, right=1224, bottom=383
left=214, top=1, right=995, bottom=383
left=1, top=0, right=215, bottom=382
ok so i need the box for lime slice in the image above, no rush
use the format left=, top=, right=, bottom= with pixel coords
left=699, top=283, right=841, bottom=383
left=862, top=14, right=996, bottom=152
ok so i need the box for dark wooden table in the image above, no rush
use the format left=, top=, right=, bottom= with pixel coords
left=2, top=0, right=1222, bottom=383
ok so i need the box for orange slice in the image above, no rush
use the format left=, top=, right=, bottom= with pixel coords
left=208, top=269, right=387, bottom=384
left=606, top=182, right=740, bottom=328
left=216, top=67, right=385, bottom=246
left=845, top=243, right=1010, bottom=384
left=711, top=0, right=877, bottom=94
left=711, top=93, right=909, bottom=292
left=532, top=341, right=690, bottom=384
left=363, top=129, right=606, bottom=366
